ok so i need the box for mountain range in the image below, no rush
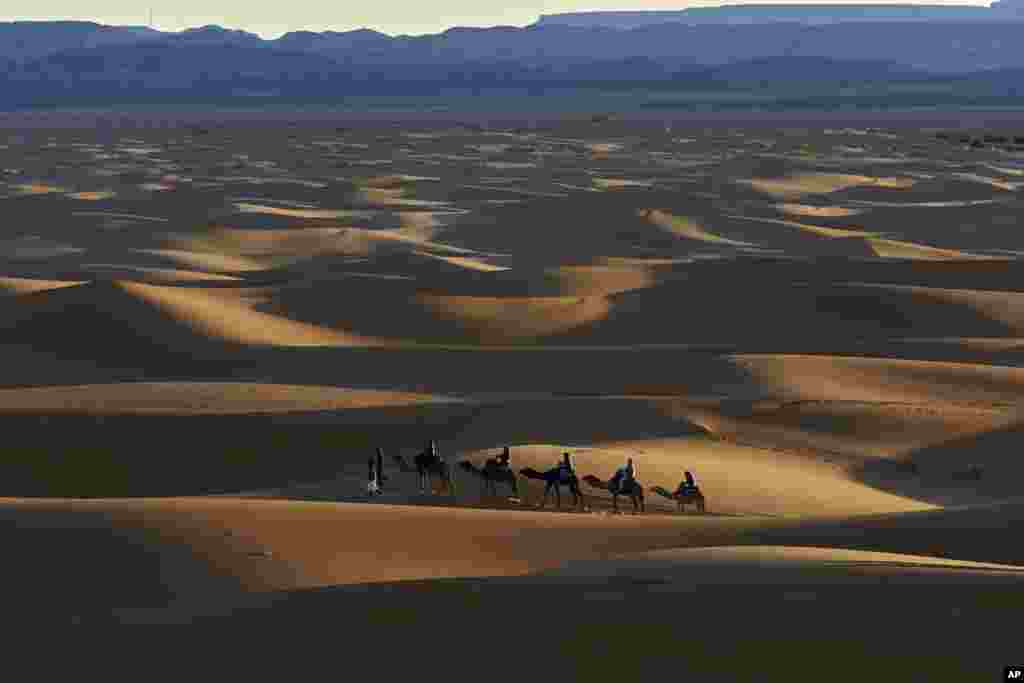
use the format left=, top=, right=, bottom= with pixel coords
left=4, top=7, right=1024, bottom=108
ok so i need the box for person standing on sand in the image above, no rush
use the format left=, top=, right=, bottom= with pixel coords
left=558, top=452, right=575, bottom=483
left=367, top=453, right=381, bottom=496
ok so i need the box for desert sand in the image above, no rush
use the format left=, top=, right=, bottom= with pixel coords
left=1, top=117, right=1022, bottom=676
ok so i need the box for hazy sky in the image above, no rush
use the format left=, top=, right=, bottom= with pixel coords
left=3, top=1, right=993, bottom=38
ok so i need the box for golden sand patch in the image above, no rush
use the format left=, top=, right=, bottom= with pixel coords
left=118, top=281, right=382, bottom=347
left=416, top=294, right=611, bottom=341
left=500, top=439, right=932, bottom=517
left=641, top=209, right=756, bottom=247
left=0, top=382, right=461, bottom=415
left=354, top=187, right=449, bottom=208
left=548, top=265, right=656, bottom=295
left=680, top=397, right=1011, bottom=462
left=743, top=174, right=915, bottom=198
left=777, top=203, right=863, bottom=218
left=0, top=276, right=87, bottom=294
left=233, top=203, right=359, bottom=220
left=727, top=214, right=877, bottom=239
left=866, top=238, right=993, bottom=261
left=138, top=248, right=266, bottom=273
left=558, top=545, right=1024, bottom=576
left=731, top=354, right=1024, bottom=407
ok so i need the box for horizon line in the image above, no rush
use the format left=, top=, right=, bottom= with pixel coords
left=0, top=1, right=1005, bottom=40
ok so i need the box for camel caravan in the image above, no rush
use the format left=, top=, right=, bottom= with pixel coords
left=372, top=442, right=707, bottom=515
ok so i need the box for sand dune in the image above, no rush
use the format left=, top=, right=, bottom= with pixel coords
left=6, top=122, right=1024, bottom=650
left=233, top=202, right=362, bottom=220
left=118, top=281, right=384, bottom=347
left=640, top=209, right=756, bottom=247
left=171, top=224, right=476, bottom=270
left=0, top=382, right=460, bottom=416
left=138, top=248, right=266, bottom=273
left=416, top=294, right=612, bottom=342
left=546, top=264, right=656, bottom=295
left=732, top=354, right=1024, bottom=406
left=448, top=436, right=932, bottom=517
left=843, top=282, right=1024, bottom=333
left=777, top=203, right=864, bottom=218
left=551, top=545, right=1024, bottom=582
left=0, top=497, right=755, bottom=597
left=742, top=173, right=915, bottom=198
left=680, top=398, right=1013, bottom=461
left=410, top=250, right=509, bottom=272
left=727, top=213, right=877, bottom=239
left=867, top=237, right=993, bottom=261
left=0, top=276, right=86, bottom=294
left=81, top=264, right=241, bottom=283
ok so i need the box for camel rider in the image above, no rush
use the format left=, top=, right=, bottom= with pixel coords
left=558, top=452, right=575, bottom=483
left=498, top=446, right=511, bottom=470
left=676, top=470, right=697, bottom=496
left=613, top=457, right=638, bottom=492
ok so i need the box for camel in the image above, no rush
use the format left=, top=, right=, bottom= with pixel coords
left=519, top=467, right=585, bottom=510
left=651, top=485, right=706, bottom=513
left=582, top=474, right=645, bottom=513
left=393, top=445, right=455, bottom=495
left=458, top=458, right=520, bottom=499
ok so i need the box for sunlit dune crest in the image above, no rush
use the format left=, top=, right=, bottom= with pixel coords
left=0, top=382, right=462, bottom=415
left=866, top=237, right=994, bottom=260
left=416, top=294, right=611, bottom=341
left=548, top=264, right=656, bottom=295
left=742, top=173, right=915, bottom=198
left=0, top=276, right=87, bottom=294
left=777, top=203, right=863, bottom=218
left=118, top=281, right=383, bottom=347
left=641, top=208, right=756, bottom=246
left=732, top=354, right=1024, bottom=406
left=233, top=203, right=360, bottom=219
left=354, top=186, right=449, bottom=208
left=727, top=213, right=876, bottom=238
left=558, top=545, right=1024, bottom=576
left=412, top=250, right=509, bottom=272
left=137, top=248, right=266, bottom=273
left=680, top=396, right=1012, bottom=462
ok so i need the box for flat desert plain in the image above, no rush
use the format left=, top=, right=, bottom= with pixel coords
left=2, top=116, right=1023, bottom=676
